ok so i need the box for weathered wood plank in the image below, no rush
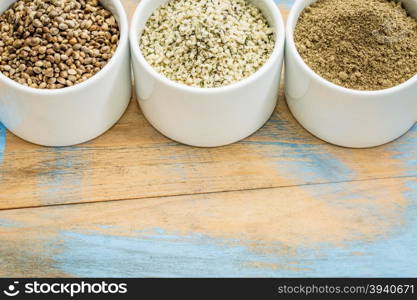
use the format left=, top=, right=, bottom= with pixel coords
left=0, top=0, right=416, bottom=211
left=1, top=176, right=416, bottom=277
left=1, top=86, right=416, bottom=209
left=0, top=124, right=5, bottom=165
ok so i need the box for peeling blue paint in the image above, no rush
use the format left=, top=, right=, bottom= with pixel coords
left=245, top=116, right=355, bottom=183
left=242, top=138, right=354, bottom=183
left=54, top=185, right=417, bottom=280
left=298, top=179, right=417, bottom=277
left=256, top=118, right=308, bottom=142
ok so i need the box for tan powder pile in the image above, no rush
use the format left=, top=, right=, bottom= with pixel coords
left=140, top=0, right=275, bottom=88
left=294, top=0, right=417, bottom=90
left=0, top=0, right=119, bottom=89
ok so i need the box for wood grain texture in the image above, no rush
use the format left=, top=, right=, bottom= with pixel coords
left=1, top=86, right=417, bottom=209
left=1, top=177, right=416, bottom=277
left=0, top=1, right=415, bottom=210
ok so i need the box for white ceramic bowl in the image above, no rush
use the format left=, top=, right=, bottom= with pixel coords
left=286, top=0, right=417, bottom=148
left=0, top=0, right=131, bottom=146
left=130, top=0, right=285, bottom=147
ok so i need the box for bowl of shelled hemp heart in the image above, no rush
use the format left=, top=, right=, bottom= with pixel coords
left=0, top=0, right=131, bottom=146
left=130, top=0, right=285, bottom=147
left=286, top=0, right=417, bottom=148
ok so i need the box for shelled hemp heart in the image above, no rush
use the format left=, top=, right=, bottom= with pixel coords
left=294, top=0, right=417, bottom=91
left=140, top=0, right=275, bottom=88
left=0, top=0, right=119, bottom=89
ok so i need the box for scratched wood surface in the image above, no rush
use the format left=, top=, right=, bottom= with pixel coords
left=0, top=0, right=416, bottom=277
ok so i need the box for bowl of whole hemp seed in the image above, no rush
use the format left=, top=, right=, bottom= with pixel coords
left=285, top=0, right=417, bottom=148
left=130, top=0, right=285, bottom=147
left=0, top=0, right=131, bottom=147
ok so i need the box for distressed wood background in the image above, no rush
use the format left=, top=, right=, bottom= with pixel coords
left=0, top=0, right=416, bottom=277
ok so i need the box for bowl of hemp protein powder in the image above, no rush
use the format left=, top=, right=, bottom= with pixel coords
left=0, top=0, right=131, bottom=146
left=130, top=0, right=285, bottom=147
left=285, top=0, right=417, bottom=148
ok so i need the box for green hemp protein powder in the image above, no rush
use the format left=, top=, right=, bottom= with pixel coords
left=140, top=0, right=275, bottom=88
left=294, top=0, right=417, bottom=91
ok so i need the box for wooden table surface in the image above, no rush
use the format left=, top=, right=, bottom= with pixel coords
left=1, top=0, right=416, bottom=277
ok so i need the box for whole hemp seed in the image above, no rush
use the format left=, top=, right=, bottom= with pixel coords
left=140, top=0, right=275, bottom=88
left=0, top=0, right=120, bottom=89
left=294, top=0, right=417, bottom=91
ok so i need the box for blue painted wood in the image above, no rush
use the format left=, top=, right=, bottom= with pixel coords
left=1, top=175, right=413, bottom=277
left=241, top=139, right=355, bottom=184
left=1, top=0, right=417, bottom=278
left=0, top=219, right=19, bottom=228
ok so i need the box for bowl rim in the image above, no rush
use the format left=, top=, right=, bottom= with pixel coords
left=0, top=0, right=129, bottom=95
left=286, top=0, right=417, bottom=97
left=129, top=0, right=286, bottom=95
